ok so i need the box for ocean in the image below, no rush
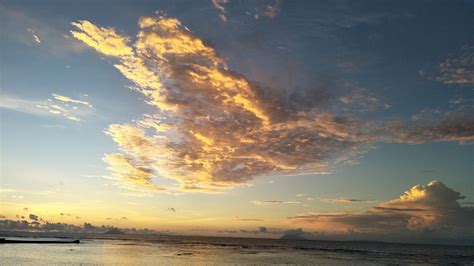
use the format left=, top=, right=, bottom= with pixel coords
left=1, top=231, right=473, bottom=265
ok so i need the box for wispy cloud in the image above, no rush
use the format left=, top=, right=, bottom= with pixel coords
left=27, top=28, right=41, bottom=44
left=52, top=93, right=92, bottom=107
left=211, top=0, right=229, bottom=22
left=0, top=93, right=92, bottom=122
left=434, top=46, right=474, bottom=85
left=323, top=198, right=377, bottom=204
left=233, top=217, right=263, bottom=222
left=339, top=88, right=390, bottom=112
left=369, top=110, right=474, bottom=144
left=252, top=200, right=301, bottom=206
left=1, top=4, right=84, bottom=54
left=0, top=188, right=16, bottom=193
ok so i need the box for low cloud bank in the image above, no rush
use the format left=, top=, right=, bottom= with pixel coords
left=288, top=181, right=474, bottom=245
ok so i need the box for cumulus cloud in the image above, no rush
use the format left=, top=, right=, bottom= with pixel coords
left=71, top=16, right=474, bottom=193
left=288, top=181, right=474, bottom=242
left=1, top=93, right=92, bottom=122
left=239, top=226, right=277, bottom=234
left=28, top=214, right=39, bottom=221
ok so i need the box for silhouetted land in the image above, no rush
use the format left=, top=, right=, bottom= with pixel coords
left=104, top=228, right=125, bottom=234
left=0, top=238, right=80, bottom=244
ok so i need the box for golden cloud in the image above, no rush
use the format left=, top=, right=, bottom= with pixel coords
left=71, top=16, right=474, bottom=193
left=52, top=93, right=92, bottom=107
left=71, top=16, right=368, bottom=192
left=288, top=181, right=474, bottom=237
left=70, top=20, right=133, bottom=57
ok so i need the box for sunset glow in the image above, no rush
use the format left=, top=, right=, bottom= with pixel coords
left=1, top=1, right=473, bottom=247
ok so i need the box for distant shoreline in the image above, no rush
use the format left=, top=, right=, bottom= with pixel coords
left=0, top=230, right=472, bottom=247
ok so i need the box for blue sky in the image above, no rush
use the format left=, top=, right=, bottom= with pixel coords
left=0, top=0, right=473, bottom=243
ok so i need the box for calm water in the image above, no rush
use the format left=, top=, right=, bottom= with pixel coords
left=1, top=232, right=473, bottom=265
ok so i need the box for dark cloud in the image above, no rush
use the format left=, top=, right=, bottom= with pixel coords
left=219, top=230, right=238, bottom=234
left=377, top=112, right=474, bottom=144
left=238, top=226, right=281, bottom=234
left=28, top=214, right=38, bottom=221
left=280, top=228, right=317, bottom=240
left=0, top=219, right=170, bottom=235
left=372, top=207, right=425, bottom=212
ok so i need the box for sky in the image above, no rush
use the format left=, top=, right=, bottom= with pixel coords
left=0, top=0, right=473, bottom=244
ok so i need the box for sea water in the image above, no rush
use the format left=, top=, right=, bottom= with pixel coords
left=1, top=232, right=473, bottom=265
